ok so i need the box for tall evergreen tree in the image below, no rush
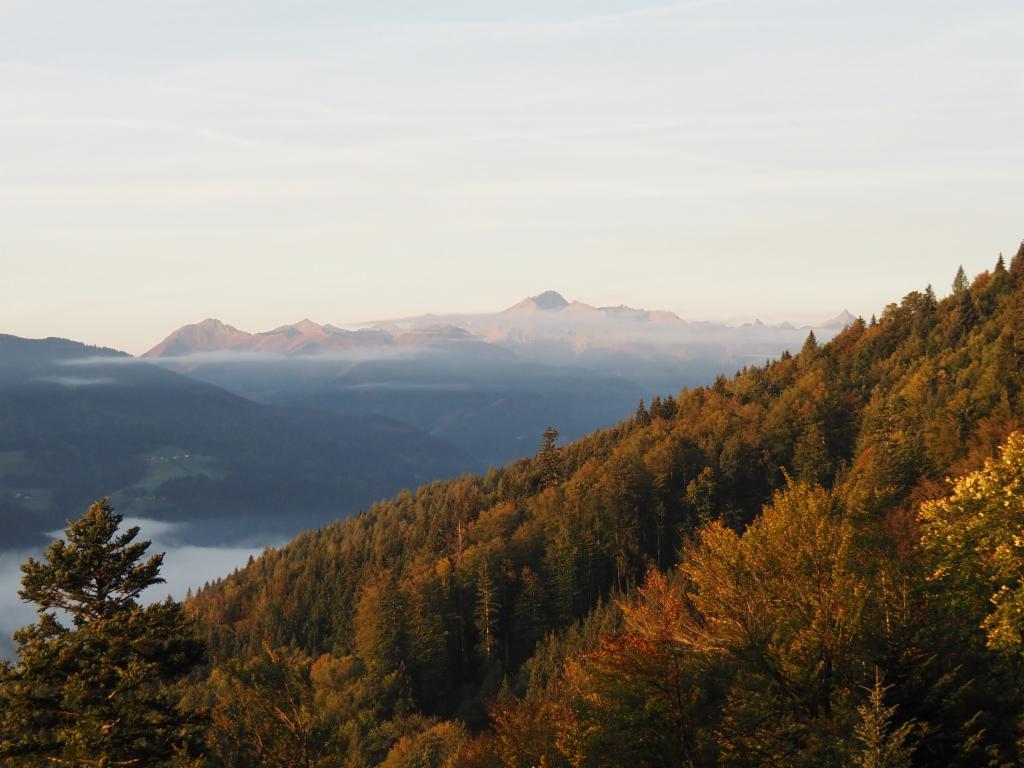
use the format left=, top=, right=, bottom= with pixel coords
left=634, top=399, right=651, bottom=426
left=954, top=290, right=978, bottom=339
left=852, top=671, right=917, bottom=768
left=952, top=265, right=969, bottom=294
left=0, top=499, right=206, bottom=766
left=537, top=426, right=563, bottom=489
left=474, top=560, right=501, bottom=661
left=1011, top=241, right=1024, bottom=280
left=802, top=330, right=819, bottom=355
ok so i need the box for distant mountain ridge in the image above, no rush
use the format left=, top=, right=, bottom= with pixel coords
left=137, top=294, right=861, bottom=467
left=504, top=290, right=572, bottom=313
left=145, top=292, right=853, bottom=359
left=145, top=318, right=393, bottom=357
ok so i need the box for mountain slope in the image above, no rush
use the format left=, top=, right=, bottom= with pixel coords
left=0, top=336, right=479, bottom=547
left=190, top=247, right=1024, bottom=763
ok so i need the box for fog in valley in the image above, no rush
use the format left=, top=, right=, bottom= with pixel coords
left=0, top=518, right=279, bottom=658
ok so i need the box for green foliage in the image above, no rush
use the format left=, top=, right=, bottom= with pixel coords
left=381, top=720, right=469, bottom=768
left=677, top=483, right=873, bottom=767
left=538, top=425, right=563, bottom=489
left=953, top=265, right=969, bottom=294
left=852, top=670, right=917, bottom=768
left=920, top=432, right=1024, bottom=653
left=0, top=498, right=206, bottom=766
left=184, top=254, right=1024, bottom=766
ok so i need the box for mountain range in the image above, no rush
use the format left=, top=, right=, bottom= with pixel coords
left=0, top=294, right=858, bottom=546
left=140, top=293, right=855, bottom=467
left=144, top=291, right=854, bottom=361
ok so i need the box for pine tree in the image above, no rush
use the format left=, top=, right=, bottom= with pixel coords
left=0, top=498, right=206, bottom=766
left=995, top=252, right=1007, bottom=274
left=852, top=670, right=917, bottom=768
left=513, top=566, right=547, bottom=656
left=661, top=394, right=678, bottom=420
left=952, top=265, right=969, bottom=295
left=801, top=330, right=818, bottom=355
left=649, top=395, right=664, bottom=419
left=475, top=560, right=501, bottom=660
left=1011, top=241, right=1024, bottom=280
left=798, top=330, right=819, bottom=371
left=634, top=399, right=651, bottom=426
left=538, top=426, right=563, bottom=489
left=954, top=290, right=978, bottom=339
left=924, top=284, right=937, bottom=308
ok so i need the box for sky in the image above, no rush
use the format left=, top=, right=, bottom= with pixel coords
left=1, top=0, right=1022, bottom=354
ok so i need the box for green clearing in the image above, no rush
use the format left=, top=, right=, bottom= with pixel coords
left=109, top=449, right=225, bottom=517
left=132, top=449, right=224, bottom=493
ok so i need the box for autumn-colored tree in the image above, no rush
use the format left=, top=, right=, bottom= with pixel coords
left=205, top=640, right=342, bottom=768
left=380, top=720, right=469, bottom=768
left=920, top=431, right=1024, bottom=653
left=678, top=482, right=873, bottom=765
left=570, top=568, right=721, bottom=766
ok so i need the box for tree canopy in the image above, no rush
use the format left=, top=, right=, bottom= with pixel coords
left=0, top=499, right=206, bottom=767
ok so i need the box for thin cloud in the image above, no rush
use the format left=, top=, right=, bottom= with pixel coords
left=391, top=0, right=743, bottom=39
left=37, top=375, right=116, bottom=387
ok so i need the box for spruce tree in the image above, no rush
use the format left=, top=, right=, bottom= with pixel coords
left=952, top=265, right=969, bottom=295
left=954, top=290, right=978, bottom=339
left=634, top=399, right=651, bottom=426
left=537, top=426, right=563, bottom=489
left=0, top=499, right=206, bottom=766
left=474, top=560, right=500, bottom=661
left=1011, top=241, right=1024, bottom=280
left=852, top=670, right=917, bottom=768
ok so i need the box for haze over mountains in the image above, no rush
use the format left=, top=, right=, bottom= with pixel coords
left=145, top=291, right=854, bottom=364
left=143, top=292, right=855, bottom=466
left=0, top=334, right=476, bottom=549
left=0, top=293, right=854, bottom=552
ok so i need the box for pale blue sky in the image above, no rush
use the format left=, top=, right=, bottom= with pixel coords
left=1, top=0, right=1022, bottom=353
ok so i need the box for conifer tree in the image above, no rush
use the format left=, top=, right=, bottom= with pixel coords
left=474, top=560, right=501, bottom=661
left=952, top=265, right=969, bottom=294
left=953, top=290, right=977, bottom=339
left=0, top=498, right=206, bottom=766
left=801, top=330, right=818, bottom=355
left=1011, top=241, right=1024, bottom=280
left=537, top=426, right=563, bottom=489
left=634, top=399, right=651, bottom=426
left=513, top=566, right=546, bottom=657
left=924, top=284, right=937, bottom=308
left=852, top=670, right=917, bottom=768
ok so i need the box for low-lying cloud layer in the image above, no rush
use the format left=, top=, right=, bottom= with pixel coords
left=0, top=518, right=280, bottom=659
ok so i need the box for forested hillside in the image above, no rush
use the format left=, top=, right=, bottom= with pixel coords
left=188, top=245, right=1024, bottom=767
